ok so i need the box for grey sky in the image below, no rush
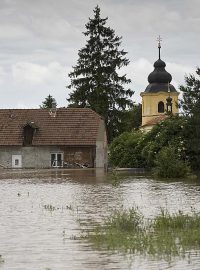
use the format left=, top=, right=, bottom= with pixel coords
left=0, top=0, right=199, bottom=108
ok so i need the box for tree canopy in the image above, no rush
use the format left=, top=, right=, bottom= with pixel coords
left=179, top=68, right=200, bottom=115
left=179, top=68, right=200, bottom=170
left=67, top=6, right=134, bottom=142
left=109, top=116, right=188, bottom=170
left=40, top=94, right=57, bottom=109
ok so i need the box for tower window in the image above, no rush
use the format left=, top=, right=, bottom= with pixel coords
left=158, top=101, right=164, bottom=113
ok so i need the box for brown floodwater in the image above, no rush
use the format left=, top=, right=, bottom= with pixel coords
left=0, top=169, right=200, bottom=270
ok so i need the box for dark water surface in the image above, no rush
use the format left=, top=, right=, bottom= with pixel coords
left=0, top=169, right=200, bottom=270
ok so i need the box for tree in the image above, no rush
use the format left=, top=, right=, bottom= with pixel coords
left=119, top=103, right=142, bottom=133
left=67, top=6, right=134, bottom=142
left=109, top=130, right=146, bottom=168
left=141, top=115, right=188, bottom=167
left=180, top=68, right=200, bottom=170
left=153, top=146, right=190, bottom=178
left=109, top=116, right=188, bottom=170
left=179, top=68, right=200, bottom=115
left=40, top=94, right=57, bottom=109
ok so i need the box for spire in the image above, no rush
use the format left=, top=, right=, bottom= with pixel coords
left=144, top=36, right=177, bottom=93
left=157, top=35, right=162, bottom=59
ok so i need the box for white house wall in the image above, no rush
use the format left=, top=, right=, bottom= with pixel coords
left=0, top=146, right=61, bottom=168
left=95, top=119, right=108, bottom=169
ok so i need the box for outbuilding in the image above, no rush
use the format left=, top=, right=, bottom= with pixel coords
left=0, top=108, right=107, bottom=169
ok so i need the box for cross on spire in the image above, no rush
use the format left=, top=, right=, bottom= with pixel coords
left=157, top=35, right=162, bottom=59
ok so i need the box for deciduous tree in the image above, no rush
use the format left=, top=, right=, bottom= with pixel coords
left=180, top=68, right=200, bottom=170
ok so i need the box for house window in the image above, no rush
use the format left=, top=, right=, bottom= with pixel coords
left=15, top=159, right=19, bottom=166
left=51, top=153, right=63, bottom=167
left=158, top=101, right=164, bottom=113
left=12, top=155, right=22, bottom=168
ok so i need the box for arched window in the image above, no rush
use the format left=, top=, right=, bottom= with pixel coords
left=158, top=101, right=164, bottom=113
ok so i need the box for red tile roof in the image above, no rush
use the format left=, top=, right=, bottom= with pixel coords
left=0, top=108, right=103, bottom=146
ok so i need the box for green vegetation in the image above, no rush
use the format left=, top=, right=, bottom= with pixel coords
left=109, top=116, right=189, bottom=178
left=67, top=6, right=134, bottom=142
left=43, top=204, right=73, bottom=211
left=0, top=255, right=4, bottom=263
left=86, top=207, right=200, bottom=260
left=109, top=130, right=145, bottom=168
left=153, top=146, right=190, bottom=178
left=141, top=115, right=187, bottom=168
left=118, top=104, right=142, bottom=133
left=180, top=68, right=200, bottom=171
left=40, top=94, right=57, bottom=109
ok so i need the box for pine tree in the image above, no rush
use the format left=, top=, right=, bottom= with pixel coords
left=180, top=68, right=200, bottom=170
left=40, top=94, right=57, bottom=109
left=67, top=6, right=134, bottom=142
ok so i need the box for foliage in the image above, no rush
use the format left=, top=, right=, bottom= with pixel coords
left=109, top=130, right=146, bottom=168
left=153, top=146, right=190, bottom=178
left=141, top=115, right=188, bottom=167
left=109, top=115, right=187, bottom=170
left=179, top=69, right=200, bottom=170
left=40, top=94, right=57, bottom=109
left=118, top=103, right=142, bottom=133
left=86, top=207, right=200, bottom=261
left=179, top=68, right=200, bottom=115
left=0, top=255, right=4, bottom=264
left=184, top=107, right=200, bottom=170
left=67, top=6, right=134, bottom=142
left=105, top=207, right=142, bottom=233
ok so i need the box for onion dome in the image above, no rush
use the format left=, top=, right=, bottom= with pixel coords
left=145, top=37, right=177, bottom=93
left=148, top=59, right=172, bottom=84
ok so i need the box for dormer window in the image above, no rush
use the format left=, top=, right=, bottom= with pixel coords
left=23, top=122, right=38, bottom=146
left=158, top=101, right=164, bottom=113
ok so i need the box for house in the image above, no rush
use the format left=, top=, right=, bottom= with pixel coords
left=140, top=39, right=179, bottom=132
left=0, top=108, right=107, bottom=169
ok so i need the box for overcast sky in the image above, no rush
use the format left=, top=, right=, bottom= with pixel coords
left=0, top=0, right=199, bottom=108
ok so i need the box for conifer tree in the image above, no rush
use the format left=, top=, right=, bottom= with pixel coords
left=67, top=6, right=134, bottom=141
left=40, top=94, right=57, bottom=109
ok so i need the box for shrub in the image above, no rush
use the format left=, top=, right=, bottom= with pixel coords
left=141, top=115, right=188, bottom=167
left=109, top=130, right=146, bottom=168
left=153, top=146, right=190, bottom=178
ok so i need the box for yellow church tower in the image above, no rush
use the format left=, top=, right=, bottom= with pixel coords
left=140, top=36, right=179, bottom=131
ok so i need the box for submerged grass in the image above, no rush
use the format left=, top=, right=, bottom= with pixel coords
left=86, top=207, right=200, bottom=261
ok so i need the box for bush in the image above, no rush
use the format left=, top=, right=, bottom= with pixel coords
left=109, top=116, right=191, bottom=174
left=109, top=130, right=146, bottom=168
left=141, top=115, right=188, bottom=167
left=153, top=146, right=190, bottom=178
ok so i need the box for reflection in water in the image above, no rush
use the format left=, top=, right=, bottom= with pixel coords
left=0, top=169, right=200, bottom=269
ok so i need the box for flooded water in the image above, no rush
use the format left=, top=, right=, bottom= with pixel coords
left=0, top=169, right=200, bottom=270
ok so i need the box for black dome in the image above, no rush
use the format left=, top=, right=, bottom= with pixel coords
left=148, top=59, right=172, bottom=84
left=145, top=83, right=177, bottom=93
left=145, top=58, right=177, bottom=93
left=154, top=59, right=166, bottom=68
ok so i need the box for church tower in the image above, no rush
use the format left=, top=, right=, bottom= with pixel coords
left=140, top=37, right=179, bottom=131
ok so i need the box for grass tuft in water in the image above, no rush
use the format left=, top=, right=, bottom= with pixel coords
left=107, top=170, right=122, bottom=187
left=0, top=254, right=5, bottom=263
left=43, top=204, right=56, bottom=211
left=86, top=207, right=200, bottom=261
